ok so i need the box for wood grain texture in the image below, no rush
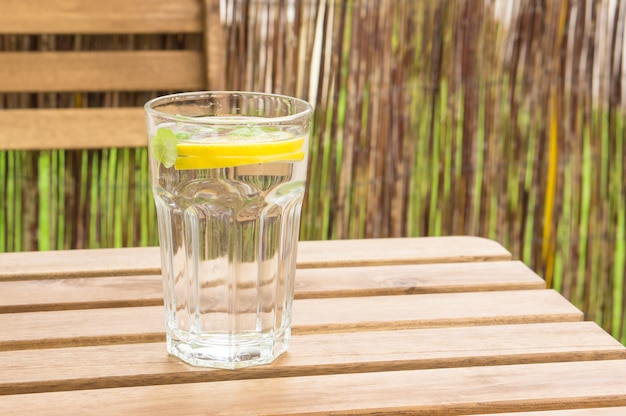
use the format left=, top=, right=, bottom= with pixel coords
left=0, top=261, right=544, bottom=313
left=1, top=322, right=623, bottom=395
left=0, top=306, right=164, bottom=351
left=0, top=237, right=623, bottom=414
left=0, top=51, right=203, bottom=93
left=473, top=408, right=626, bottom=415
left=0, top=237, right=511, bottom=280
left=0, top=275, right=163, bottom=313
left=0, top=0, right=202, bottom=34
left=0, top=108, right=147, bottom=150
left=292, top=290, right=582, bottom=334
left=2, top=360, right=626, bottom=415
left=0, top=290, right=582, bottom=351
left=296, top=236, right=512, bottom=267
left=295, top=260, right=545, bottom=298
left=0, top=246, right=160, bottom=280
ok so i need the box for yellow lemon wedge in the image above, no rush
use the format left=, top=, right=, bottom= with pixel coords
left=174, top=136, right=305, bottom=170
left=175, top=151, right=305, bottom=170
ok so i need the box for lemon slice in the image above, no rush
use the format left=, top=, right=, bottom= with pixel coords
left=177, top=136, right=304, bottom=157
left=152, top=126, right=306, bottom=170
left=175, top=136, right=305, bottom=170
left=175, top=151, right=305, bottom=170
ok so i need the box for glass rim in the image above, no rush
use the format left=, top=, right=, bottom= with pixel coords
left=144, top=90, right=313, bottom=125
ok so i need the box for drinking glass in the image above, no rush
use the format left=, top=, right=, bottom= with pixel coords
left=145, top=91, right=312, bottom=369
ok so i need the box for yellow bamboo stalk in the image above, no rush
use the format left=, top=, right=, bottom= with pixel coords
left=542, top=0, right=567, bottom=289
left=542, top=92, right=559, bottom=288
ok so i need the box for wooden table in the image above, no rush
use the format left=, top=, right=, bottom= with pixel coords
left=1, top=236, right=625, bottom=415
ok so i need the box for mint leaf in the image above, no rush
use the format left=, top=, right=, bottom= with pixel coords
left=151, top=128, right=178, bottom=168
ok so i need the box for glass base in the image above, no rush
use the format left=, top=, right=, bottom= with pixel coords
left=166, top=330, right=290, bottom=369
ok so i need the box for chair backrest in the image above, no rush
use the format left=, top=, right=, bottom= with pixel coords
left=0, top=0, right=224, bottom=151
left=0, top=0, right=226, bottom=251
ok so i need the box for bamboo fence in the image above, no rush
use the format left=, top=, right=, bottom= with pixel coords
left=1, top=0, right=625, bottom=343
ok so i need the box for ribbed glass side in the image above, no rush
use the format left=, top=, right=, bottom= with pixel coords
left=154, top=166, right=303, bottom=369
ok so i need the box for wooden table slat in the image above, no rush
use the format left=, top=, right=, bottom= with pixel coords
left=472, top=408, right=626, bottom=415
left=0, top=290, right=582, bottom=351
left=2, top=360, right=626, bottom=415
left=295, top=260, right=545, bottom=298
left=293, top=290, right=582, bottom=334
left=1, top=237, right=623, bottom=415
left=0, top=236, right=511, bottom=281
left=0, top=261, right=544, bottom=313
left=295, top=236, right=512, bottom=267
left=0, top=246, right=160, bottom=280
left=1, top=322, right=623, bottom=396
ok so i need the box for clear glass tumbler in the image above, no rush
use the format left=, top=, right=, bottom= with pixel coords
left=144, top=91, right=312, bottom=369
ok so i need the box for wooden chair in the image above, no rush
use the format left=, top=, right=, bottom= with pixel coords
left=0, top=0, right=223, bottom=151
left=0, top=0, right=224, bottom=250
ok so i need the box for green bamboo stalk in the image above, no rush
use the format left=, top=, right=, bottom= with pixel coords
left=612, top=113, right=625, bottom=341
left=37, top=152, right=50, bottom=251
left=0, top=152, right=6, bottom=252
left=89, top=151, right=101, bottom=248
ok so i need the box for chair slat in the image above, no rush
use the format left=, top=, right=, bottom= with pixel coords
left=0, top=51, right=203, bottom=93
left=0, top=108, right=146, bottom=150
left=0, top=0, right=202, bottom=34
